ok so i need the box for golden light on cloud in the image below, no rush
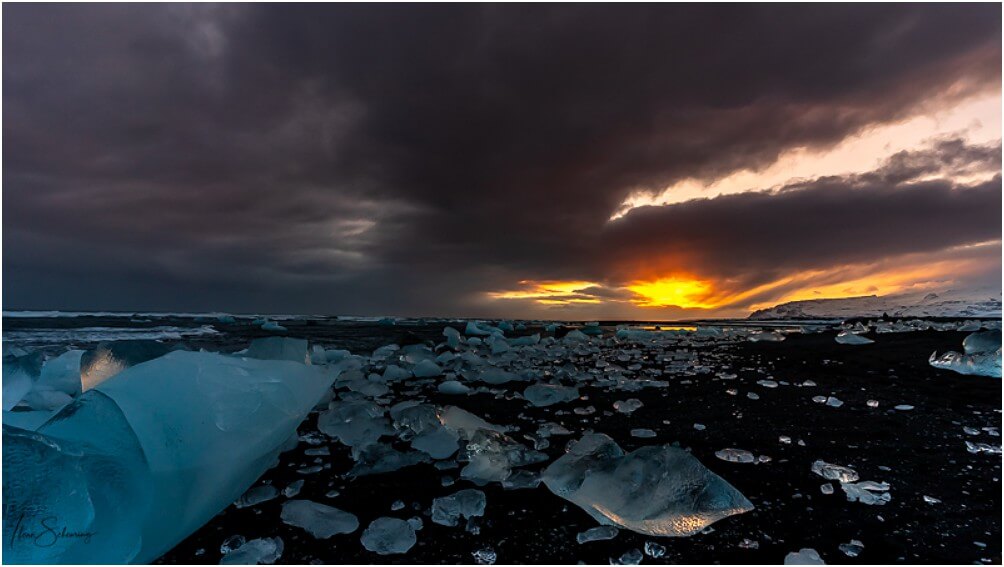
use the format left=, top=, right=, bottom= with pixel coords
left=610, top=92, right=1002, bottom=219
left=487, top=280, right=602, bottom=305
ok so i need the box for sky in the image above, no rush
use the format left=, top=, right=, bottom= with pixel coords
left=2, top=4, right=1001, bottom=320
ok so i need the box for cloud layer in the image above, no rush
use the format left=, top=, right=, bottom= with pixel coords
left=3, top=5, right=1001, bottom=317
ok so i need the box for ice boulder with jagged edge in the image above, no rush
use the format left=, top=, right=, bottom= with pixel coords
left=541, top=433, right=753, bottom=537
left=1, top=350, right=334, bottom=564
left=929, top=330, right=1002, bottom=378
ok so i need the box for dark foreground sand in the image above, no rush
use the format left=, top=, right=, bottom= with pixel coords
left=154, top=327, right=1001, bottom=565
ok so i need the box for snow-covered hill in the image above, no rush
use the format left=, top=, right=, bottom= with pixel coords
left=749, top=288, right=1002, bottom=320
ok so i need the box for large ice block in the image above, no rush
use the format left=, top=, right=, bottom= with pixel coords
left=541, top=434, right=753, bottom=537
left=2, top=350, right=334, bottom=563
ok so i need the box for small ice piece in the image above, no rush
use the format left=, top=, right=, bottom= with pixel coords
left=472, top=548, right=497, bottom=565
left=219, top=536, right=284, bottom=565
left=841, top=481, right=891, bottom=505
left=412, top=360, right=443, bottom=378
left=382, top=365, right=412, bottom=382
left=438, top=380, right=471, bottom=395
left=235, top=484, right=279, bottom=509
left=825, top=396, right=843, bottom=408
left=811, top=460, right=859, bottom=483
left=610, top=548, right=643, bottom=565
left=747, top=392, right=760, bottom=400
left=838, top=539, right=864, bottom=557
left=443, top=326, right=464, bottom=349
left=317, top=401, right=391, bottom=450
left=894, top=404, right=914, bottom=411
left=965, top=441, right=1003, bottom=455
left=756, top=380, right=779, bottom=388
left=360, top=517, right=417, bottom=555
left=465, top=321, right=495, bottom=336
left=779, top=435, right=792, bottom=444
left=576, top=525, right=620, bottom=544
left=501, top=469, right=541, bottom=490
left=431, top=489, right=486, bottom=527
left=283, top=480, right=304, bottom=498
left=922, top=495, right=941, bottom=505
left=631, top=428, right=657, bottom=438
left=644, top=541, right=666, bottom=558
left=542, top=434, right=753, bottom=537
left=835, top=331, right=874, bottom=345
left=280, top=500, right=359, bottom=538
left=221, top=535, right=246, bottom=555
left=245, top=337, right=309, bottom=364
left=459, top=429, right=547, bottom=484
left=523, top=383, right=580, bottom=407
left=348, top=444, right=430, bottom=477
left=36, top=349, right=85, bottom=397
left=260, top=321, right=287, bottom=333
left=715, top=448, right=756, bottom=464
left=693, top=423, right=706, bottom=431
left=613, top=399, right=644, bottom=414
left=866, top=400, right=879, bottom=408
left=749, top=330, right=785, bottom=342
left=812, top=396, right=826, bottom=404
left=477, top=368, right=523, bottom=385
left=563, top=330, right=590, bottom=342
left=784, top=548, right=826, bottom=564
left=820, top=483, right=834, bottom=495
left=738, top=538, right=759, bottom=549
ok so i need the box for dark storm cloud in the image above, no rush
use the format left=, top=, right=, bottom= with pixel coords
left=2, top=4, right=1001, bottom=315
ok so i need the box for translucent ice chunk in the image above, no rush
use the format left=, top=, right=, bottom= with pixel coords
left=835, top=331, right=874, bottom=345
left=36, top=349, right=84, bottom=396
left=542, top=434, right=753, bottom=536
left=785, top=548, right=825, bottom=564
left=613, top=399, right=643, bottom=414
left=523, top=383, right=580, bottom=407
left=245, top=337, right=309, bottom=364
left=841, top=481, right=891, bottom=505
left=438, top=380, right=471, bottom=395
left=235, top=484, right=279, bottom=508
left=929, top=330, right=1002, bottom=377
left=460, top=429, right=548, bottom=484
left=577, top=525, right=619, bottom=543
left=715, top=448, right=755, bottom=463
left=3, top=351, right=42, bottom=410
left=361, top=517, right=416, bottom=555
left=412, top=360, right=443, bottom=378
left=810, top=460, right=859, bottom=483
left=3, top=350, right=334, bottom=563
left=431, top=489, right=486, bottom=527
left=317, top=401, right=392, bottom=450
left=281, top=500, right=359, bottom=538
left=477, top=368, right=523, bottom=384
left=219, top=536, right=283, bottom=565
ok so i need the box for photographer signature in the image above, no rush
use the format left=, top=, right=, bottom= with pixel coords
left=8, top=513, right=97, bottom=548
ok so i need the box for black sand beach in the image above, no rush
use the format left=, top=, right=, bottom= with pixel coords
left=139, top=324, right=1003, bottom=565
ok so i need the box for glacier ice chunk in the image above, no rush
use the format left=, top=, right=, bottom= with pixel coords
left=245, top=337, right=309, bottom=364
left=431, top=489, right=486, bottom=527
left=523, top=383, right=580, bottom=407
left=361, top=517, right=417, bottom=555
left=281, top=500, right=359, bottom=538
left=541, top=434, right=753, bottom=537
left=2, top=350, right=334, bottom=563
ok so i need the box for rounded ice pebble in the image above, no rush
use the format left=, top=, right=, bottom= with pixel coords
left=438, top=380, right=471, bottom=394
left=361, top=517, right=416, bottom=555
